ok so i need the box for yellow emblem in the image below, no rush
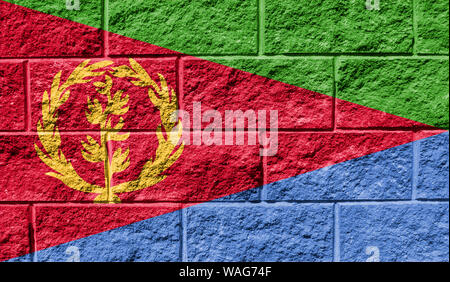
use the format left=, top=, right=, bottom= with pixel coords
left=35, top=59, right=184, bottom=203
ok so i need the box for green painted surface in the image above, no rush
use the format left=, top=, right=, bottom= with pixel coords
left=212, top=58, right=334, bottom=95
left=337, top=58, right=449, bottom=128
left=109, top=0, right=257, bottom=55
left=264, top=0, right=414, bottom=54
left=4, top=0, right=450, bottom=128
left=416, top=0, right=449, bottom=54
left=8, top=0, right=102, bottom=28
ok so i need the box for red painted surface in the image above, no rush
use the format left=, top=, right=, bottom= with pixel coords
left=0, top=205, right=30, bottom=261
left=0, top=63, right=25, bottom=130
left=0, top=1, right=102, bottom=57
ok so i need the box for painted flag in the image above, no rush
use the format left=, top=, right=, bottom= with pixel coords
left=0, top=0, right=448, bottom=262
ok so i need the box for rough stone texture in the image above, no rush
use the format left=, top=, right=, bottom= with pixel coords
left=339, top=203, right=449, bottom=262
left=186, top=204, right=333, bottom=261
left=4, top=0, right=448, bottom=127
left=111, top=133, right=262, bottom=202
left=0, top=134, right=105, bottom=202
left=266, top=139, right=413, bottom=201
left=35, top=206, right=180, bottom=262
left=0, top=63, right=25, bottom=130
left=265, top=0, right=413, bottom=54
left=417, top=132, right=449, bottom=199
left=3, top=0, right=447, bottom=129
left=34, top=204, right=180, bottom=252
left=9, top=0, right=102, bottom=28
left=1, top=1, right=448, bottom=262
left=0, top=205, right=30, bottom=262
left=337, top=58, right=449, bottom=129
left=337, top=99, right=432, bottom=129
left=30, top=59, right=175, bottom=130
left=416, top=0, right=449, bottom=54
left=108, top=0, right=257, bottom=55
left=0, top=1, right=102, bottom=57
left=266, top=132, right=413, bottom=184
left=182, top=58, right=333, bottom=130
left=212, top=188, right=260, bottom=202
left=213, top=58, right=334, bottom=96
left=108, top=33, right=180, bottom=55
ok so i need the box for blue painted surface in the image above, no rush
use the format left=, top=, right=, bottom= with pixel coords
left=265, top=139, right=413, bottom=200
left=7, top=253, right=33, bottom=262
left=186, top=203, right=333, bottom=262
left=339, top=202, right=449, bottom=262
left=417, top=131, right=449, bottom=199
left=7, top=132, right=449, bottom=262
left=35, top=211, right=180, bottom=262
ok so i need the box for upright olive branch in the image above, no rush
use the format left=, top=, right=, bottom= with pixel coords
left=83, top=75, right=130, bottom=203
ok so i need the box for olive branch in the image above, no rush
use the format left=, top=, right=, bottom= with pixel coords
left=34, top=60, right=113, bottom=196
left=35, top=59, right=184, bottom=203
left=109, top=58, right=184, bottom=195
left=82, top=74, right=131, bottom=203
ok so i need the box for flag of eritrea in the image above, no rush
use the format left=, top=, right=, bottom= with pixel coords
left=0, top=0, right=448, bottom=262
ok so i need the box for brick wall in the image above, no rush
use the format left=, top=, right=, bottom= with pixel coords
left=0, top=0, right=448, bottom=262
